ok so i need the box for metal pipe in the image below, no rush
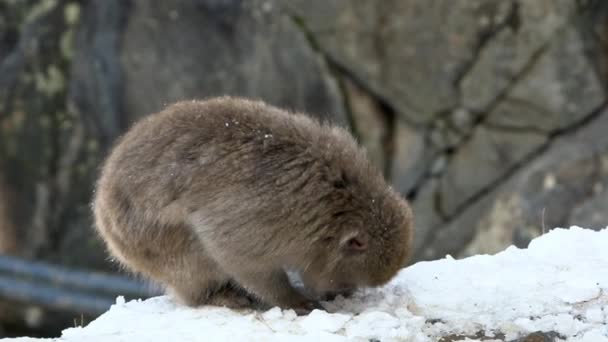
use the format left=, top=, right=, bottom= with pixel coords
left=0, top=255, right=160, bottom=298
left=0, top=275, right=115, bottom=315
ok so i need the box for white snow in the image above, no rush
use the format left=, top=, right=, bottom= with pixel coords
left=7, top=226, right=608, bottom=341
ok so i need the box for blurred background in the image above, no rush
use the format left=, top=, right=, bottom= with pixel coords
left=1, top=0, right=608, bottom=337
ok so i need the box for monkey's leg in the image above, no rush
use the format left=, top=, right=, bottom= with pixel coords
left=230, top=269, right=323, bottom=315
left=100, top=219, right=251, bottom=309
left=95, top=192, right=255, bottom=309
left=162, top=244, right=257, bottom=309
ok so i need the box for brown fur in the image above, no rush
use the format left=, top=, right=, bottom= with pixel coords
left=93, top=97, right=413, bottom=314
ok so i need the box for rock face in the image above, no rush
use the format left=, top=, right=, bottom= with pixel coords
left=1, top=0, right=608, bottom=335
left=119, top=0, right=347, bottom=126
left=287, top=0, right=608, bottom=260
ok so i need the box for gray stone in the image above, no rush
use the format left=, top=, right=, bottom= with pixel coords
left=461, top=108, right=608, bottom=257
left=409, top=179, right=444, bottom=258
left=70, top=0, right=127, bottom=145
left=486, top=28, right=605, bottom=132
left=429, top=118, right=465, bottom=151
left=286, top=0, right=515, bottom=123
left=462, top=194, right=530, bottom=256
left=419, top=183, right=497, bottom=260
left=120, top=0, right=347, bottom=126
left=0, top=176, right=16, bottom=255
left=570, top=189, right=608, bottom=231
left=389, top=119, right=431, bottom=196
left=450, top=108, right=475, bottom=134
left=439, top=125, right=547, bottom=216
left=461, top=0, right=575, bottom=112
left=343, top=78, right=389, bottom=171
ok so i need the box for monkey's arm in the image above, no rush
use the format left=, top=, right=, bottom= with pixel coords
left=233, top=269, right=323, bottom=315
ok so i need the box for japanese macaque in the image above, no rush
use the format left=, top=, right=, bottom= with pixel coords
left=93, top=97, right=413, bottom=314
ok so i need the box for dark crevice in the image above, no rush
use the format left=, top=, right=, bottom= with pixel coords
left=0, top=1, right=65, bottom=121
left=404, top=128, right=439, bottom=200
left=487, top=96, right=559, bottom=129
left=455, top=34, right=551, bottom=147
left=328, top=61, right=403, bottom=177
left=325, top=51, right=420, bottom=125
left=0, top=1, right=69, bottom=174
left=288, top=14, right=355, bottom=132
left=412, top=25, right=553, bottom=207
left=406, top=1, right=528, bottom=202
left=333, top=71, right=357, bottom=133
left=483, top=123, right=547, bottom=136
left=290, top=13, right=372, bottom=165
left=572, top=1, right=608, bottom=91
left=287, top=12, right=399, bottom=178
left=69, top=0, right=130, bottom=149
left=451, top=0, right=520, bottom=94
left=0, top=0, right=82, bottom=265
left=505, top=1, right=521, bottom=32
left=287, top=11, right=420, bottom=129
left=434, top=182, right=449, bottom=221
left=548, top=100, right=608, bottom=139
left=378, top=100, right=397, bottom=178
left=425, top=0, right=521, bottom=125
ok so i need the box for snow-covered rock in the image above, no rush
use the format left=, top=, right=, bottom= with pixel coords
left=8, top=227, right=608, bottom=341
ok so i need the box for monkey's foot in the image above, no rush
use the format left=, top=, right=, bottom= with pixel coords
left=206, top=284, right=258, bottom=309
left=291, top=300, right=324, bottom=316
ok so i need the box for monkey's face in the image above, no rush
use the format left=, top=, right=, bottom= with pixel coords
left=300, top=191, right=413, bottom=298
left=298, top=244, right=362, bottom=299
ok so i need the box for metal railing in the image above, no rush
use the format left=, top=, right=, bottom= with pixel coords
left=0, top=255, right=161, bottom=316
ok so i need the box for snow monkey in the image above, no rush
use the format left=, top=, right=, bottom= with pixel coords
left=93, top=97, right=413, bottom=314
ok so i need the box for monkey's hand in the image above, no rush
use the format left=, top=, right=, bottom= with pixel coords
left=292, top=299, right=325, bottom=316
left=231, top=269, right=325, bottom=315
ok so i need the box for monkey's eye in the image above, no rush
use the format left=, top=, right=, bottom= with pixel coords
left=321, top=236, right=335, bottom=243
left=332, top=171, right=350, bottom=189
left=333, top=179, right=346, bottom=189
left=332, top=211, right=347, bottom=218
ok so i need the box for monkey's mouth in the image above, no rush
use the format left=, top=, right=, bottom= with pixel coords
left=297, top=278, right=356, bottom=301
left=320, top=285, right=355, bottom=301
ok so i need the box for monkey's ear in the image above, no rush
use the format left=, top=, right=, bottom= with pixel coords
left=340, top=231, right=368, bottom=252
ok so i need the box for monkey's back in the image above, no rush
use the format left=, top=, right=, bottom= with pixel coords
left=93, top=97, right=373, bottom=264
left=93, top=97, right=413, bottom=311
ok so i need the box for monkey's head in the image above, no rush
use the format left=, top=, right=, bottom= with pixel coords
left=298, top=162, right=414, bottom=298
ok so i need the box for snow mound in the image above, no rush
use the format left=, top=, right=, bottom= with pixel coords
left=11, top=227, right=608, bottom=341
